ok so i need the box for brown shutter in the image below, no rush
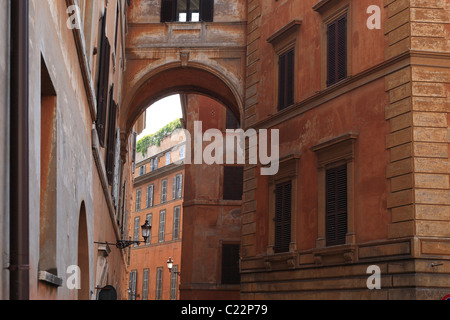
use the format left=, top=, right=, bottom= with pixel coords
left=200, top=0, right=214, bottom=22
left=96, top=11, right=111, bottom=147
left=278, top=53, right=286, bottom=110
left=161, top=0, right=175, bottom=22
left=274, top=181, right=291, bottom=253
left=327, top=15, right=347, bottom=86
left=278, top=48, right=294, bottom=111
left=325, top=165, right=347, bottom=246
left=327, top=21, right=337, bottom=86
left=286, top=49, right=294, bottom=107
left=105, top=86, right=117, bottom=185
left=223, top=166, right=244, bottom=201
left=337, top=15, right=347, bottom=82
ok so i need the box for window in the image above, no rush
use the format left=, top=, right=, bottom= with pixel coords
left=226, top=109, right=240, bottom=130
left=161, top=0, right=214, bottom=23
left=311, top=133, right=357, bottom=249
left=159, top=210, right=166, bottom=243
left=327, top=14, right=347, bottom=86
left=105, top=85, right=117, bottom=185
left=135, top=189, right=141, bottom=211
left=170, top=265, right=178, bottom=300
left=151, top=157, right=158, bottom=171
left=173, top=206, right=181, bottom=240
left=145, top=213, right=152, bottom=245
left=166, top=152, right=171, bottom=165
left=128, top=270, right=137, bottom=300
left=161, top=179, right=168, bottom=203
left=274, top=182, right=292, bottom=253
left=173, top=174, right=183, bottom=200
left=142, top=269, right=149, bottom=300
left=156, top=267, right=163, bottom=300
left=221, top=244, right=240, bottom=285
left=278, top=48, right=294, bottom=111
left=133, top=217, right=140, bottom=247
left=96, top=10, right=111, bottom=148
left=223, top=166, right=244, bottom=200
left=180, top=145, right=185, bottom=159
left=40, top=56, right=57, bottom=275
left=325, top=165, right=347, bottom=246
left=267, top=155, right=300, bottom=256
left=146, top=185, right=154, bottom=208
left=139, top=165, right=145, bottom=176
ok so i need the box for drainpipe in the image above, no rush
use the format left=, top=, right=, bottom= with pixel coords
left=9, top=0, right=29, bottom=300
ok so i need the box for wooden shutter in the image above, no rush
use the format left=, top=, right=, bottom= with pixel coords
left=200, top=0, right=214, bottom=22
left=173, top=206, right=180, bottom=240
left=327, top=15, right=347, bottom=86
left=105, top=86, right=117, bottom=186
left=96, top=11, right=111, bottom=147
left=274, top=181, right=292, bottom=253
left=278, top=48, right=294, bottom=111
left=161, top=0, right=175, bottom=22
left=159, top=210, right=166, bottom=242
left=223, top=166, right=244, bottom=200
left=325, top=165, right=347, bottom=246
left=337, top=15, right=347, bottom=81
left=221, top=244, right=240, bottom=284
left=278, top=53, right=286, bottom=110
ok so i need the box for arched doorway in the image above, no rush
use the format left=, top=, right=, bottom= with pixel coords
left=77, top=202, right=90, bottom=300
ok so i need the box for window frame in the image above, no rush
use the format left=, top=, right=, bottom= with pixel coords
left=161, top=179, right=168, bottom=204
left=311, top=133, right=357, bottom=249
left=135, top=188, right=141, bottom=211
left=266, top=20, right=301, bottom=114
left=267, top=155, right=301, bottom=256
left=318, top=2, right=352, bottom=89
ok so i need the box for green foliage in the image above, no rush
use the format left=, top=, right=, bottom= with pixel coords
left=136, top=119, right=182, bottom=157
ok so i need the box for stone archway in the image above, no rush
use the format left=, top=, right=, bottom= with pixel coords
left=120, top=62, right=244, bottom=137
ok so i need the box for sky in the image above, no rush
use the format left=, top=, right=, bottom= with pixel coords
left=137, top=94, right=183, bottom=140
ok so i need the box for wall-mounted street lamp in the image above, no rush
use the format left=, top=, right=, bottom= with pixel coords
left=167, top=257, right=181, bottom=275
left=95, top=220, right=152, bottom=249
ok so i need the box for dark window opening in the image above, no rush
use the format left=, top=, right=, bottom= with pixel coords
left=325, top=165, right=347, bottom=246
left=223, top=166, right=244, bottom=201
left=161, top=0, right=214, bottom=22
left=221, top=244, right=240, bottom=285
left=327, top=15, right=347, bottom=86
left=274, top=181, right=292, bottom=253
left=278, top=48, right=294, bottom=111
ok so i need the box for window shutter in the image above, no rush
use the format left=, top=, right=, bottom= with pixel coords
left=173, top=176, right=176, bottom=199
left=96, top=11, right=111, bottom=147
left=200, top=0, right=214, bottom=22
left=337, top=15, right=347, bottom=82
left=223, top=166, right=244, bottom=200
left=325, top=165, right=347, bottom=246
left=173, top=206, right=180, bottom=240
left=327, top=21, right=337, bottom=86
left=327, top=15, right=347, bottom=86
left=286, top=49, right=294, bottom=107
left=278, top=53, right=286, bottom=110
left=105, top=85, right=117, bottom=185
left=274, top=182, right=291, bottom=253
left=178, top=174, right=183, bottom=198
left=161, top=0, right=175, bottom=22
